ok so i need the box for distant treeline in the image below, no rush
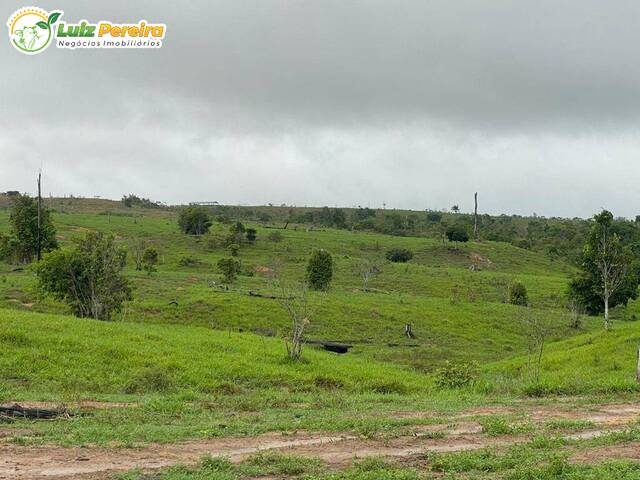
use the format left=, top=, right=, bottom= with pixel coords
left=207, top=204, right=640, bottom=264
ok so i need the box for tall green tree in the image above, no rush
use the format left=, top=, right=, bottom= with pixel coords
left=8, top=194, right=57, bottom=263
left=569, top=210, right=639, bottom=329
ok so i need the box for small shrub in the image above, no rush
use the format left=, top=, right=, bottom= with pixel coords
left=306, top=249, right=333, bottom=290
left=509, top=281, right=528, bottom=306
left=480, top=416, right=531, bottom=436
left=385, top=248, right=413, bottom=263
left=434, top=361, right=479, bottom=388
left=141, top=247, right=159, bottom=275
left=446, top=224, right=469, bottom=243
left=228, top=243, right=240, bottom=257
left=124, top=366, right=174, bottom=393
left=218, top=257, right=241, bottom=283
left=245, top=228, right=257, bottom=243
left=178, top=256, right=199, bottom=267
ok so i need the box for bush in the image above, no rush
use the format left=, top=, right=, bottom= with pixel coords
left=218, top=257, right=241, bottom=283
left=385, top=248, right=413, bottom=263
left=426, top=211, right=442, bottom=222
left=306, top=249, right=333, bottom=290
left=178, top=207, right=213, bottom=235
left=36, top=232, right=132, bottom=320
left=445, top=224, right=469, bottom=243
left=0, top=234, right=17, bottom=263
left=141, top=247, right=159, bottom=275
left=509, top=281, right=528, bottom=306
left=178, top=256, right=199, bottom=267
left=228, top=243, right=240, bottom=257
left=434, top=361, right=479, bottom=388
left=245, top=228, right=257, bottom=243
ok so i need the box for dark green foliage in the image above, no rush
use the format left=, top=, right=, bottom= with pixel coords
left=121, top=194, right=162, bottom=209
left=332, top=208, right=347, bottom=229
left=245, top=228, right=257, bottom=243
left=142, top=247, right=159, bottom=275
left=306, top=249, right=333, bottom=290
left=6, top=194, right=58, bottom=263
left=230, top=221, right=246, bottom=235
left=36, top=232, right=132, bottom=320
left=178, top=207, right=213, bottom=235
left=426, top=210, right=443, bottom=222
left=568, top=210, right=640, bottom=315
left=509, top=281, right=528, bottom=306
left=294, top=207, right=349, bottom=229
left=0, top=234, right=17, bottom=263
left=446, top=224, right=469, bottom=243
left=228, top=243, right=240, bottom=257
left=218, top=257, right=241, bottom=283
left=434, top=361, right=479, bottom=388
left=385, top=248, right=413, bottom=263
left=178, top=256, right=199, bottom=267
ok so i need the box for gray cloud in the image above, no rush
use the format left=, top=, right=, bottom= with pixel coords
left=2, top=0, right=640, bottom=217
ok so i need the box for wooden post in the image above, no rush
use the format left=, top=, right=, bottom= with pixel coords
left=473, top=192, right=478, bottom=240
left=636, top=346, right=640, bottom=383
left=36, top=171, right=42, bottom=262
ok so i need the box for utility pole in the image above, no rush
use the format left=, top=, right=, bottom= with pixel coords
left=36, top=171, right=42, bottom=261
left=473, top=192, right=478, bottom=240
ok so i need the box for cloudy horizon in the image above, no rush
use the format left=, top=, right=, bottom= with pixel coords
left=3, top=0, right=640, bottom=219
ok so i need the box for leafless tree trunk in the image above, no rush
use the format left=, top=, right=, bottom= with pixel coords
left=36, top=172, right=42, bottom=261
left=276, top=281, right=319, bottom=361
left=130, top=239, right=147, bottom=271
left=473, top=192, right=478, bottom=240
left=356, top=260, right=381, bottom=291
left=520, top=309, right=552, bottom=383
left=636, top=346, right=640, bottom=383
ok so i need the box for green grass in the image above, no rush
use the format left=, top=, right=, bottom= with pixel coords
left=0, top=208, right=600, bottom=373
left=1, top=202, right=637, bottom=463
left=486, top=319, right=640, bottom=394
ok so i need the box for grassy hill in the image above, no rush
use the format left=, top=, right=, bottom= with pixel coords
left=0, top=205, right=600, bottom=374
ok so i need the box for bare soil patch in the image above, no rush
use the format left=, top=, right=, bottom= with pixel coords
left=1, top=400, right=639, bottom=479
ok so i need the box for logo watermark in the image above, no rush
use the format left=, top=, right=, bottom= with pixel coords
left=7, top=6, right=166, bottom=54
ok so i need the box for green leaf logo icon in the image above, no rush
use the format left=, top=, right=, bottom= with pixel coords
left=36, top=21, right=48, bottom=30
left=48, top=12, right=61, bottom=25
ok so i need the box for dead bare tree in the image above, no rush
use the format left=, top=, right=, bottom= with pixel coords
left=473, top=192, right=478, bottom=240
left=36, top=171, right=42, bottom=261
left=520, top=309, right=553, bottom=383
left=130, top=239, right=147, bottom=271
left=568, top=298, right=583, bottom=329
left=355, top=259, right=382, bottom=291
left=275, top=280, right=320, bottom=360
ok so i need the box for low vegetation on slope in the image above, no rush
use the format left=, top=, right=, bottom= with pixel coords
left=0, top=308, right=425, bottom=398
left=487, top=320, right=640, bottom=394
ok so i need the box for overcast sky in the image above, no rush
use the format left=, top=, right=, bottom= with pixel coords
left=2, top=1, right=640, bottom=218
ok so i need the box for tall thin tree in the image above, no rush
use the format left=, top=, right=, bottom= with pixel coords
left=36, top=171, right=42, bottom=261
left=473, top=192, right=478, bottom=239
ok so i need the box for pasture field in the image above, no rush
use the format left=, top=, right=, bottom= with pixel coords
left=1, top=200, right=640, bottom=479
